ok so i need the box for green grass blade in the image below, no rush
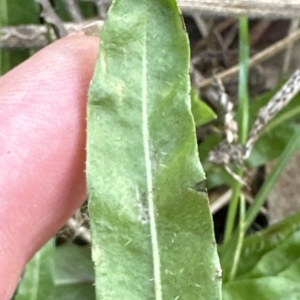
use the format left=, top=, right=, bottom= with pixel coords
left=87, top=0, right=221, bottom=299
left=228, top=195, right=246, bottom=282
left=223, top=16, right=249, bottom=245
left=236, top=16, right=250, bottom=144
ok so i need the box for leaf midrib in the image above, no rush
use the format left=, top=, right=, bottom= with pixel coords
left=141, top=5, right=162, bottom=299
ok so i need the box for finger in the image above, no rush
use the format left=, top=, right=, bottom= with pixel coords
left=0, top=34, right=99, bottom=299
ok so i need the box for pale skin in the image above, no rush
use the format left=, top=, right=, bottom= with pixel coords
left=0, top=35, right=99, bottom=299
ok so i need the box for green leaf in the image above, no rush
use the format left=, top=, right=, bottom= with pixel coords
left=244, top=231, right=300, bottom=279
left=223, top=277, right=300, bottom=300
left=220, top=210, right=300, bottom=279
left=279, top=257, right=300, bottom=282
left=14, top=242, right=95, bottom=300
left=14, top=239, right=55, bottom=300
left=49, top=284, right=95, bottom=300
left=221, top=210, right=300, bottom=298
left=87, top=0, right=221, bottom=299
left=191, top=89, right=217, bottom=127
left=54, top=244, right=94, bottom=285
left=49, top=244, right=95, bottom=300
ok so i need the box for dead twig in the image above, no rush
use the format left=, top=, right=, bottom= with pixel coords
left=0, top=20, right=103, bottom=49
left=282, top=19, right=300, bottom=75
left=197, top=28, right=300, bottom=89
left=62, top=0, right=84, bottom=22
left=35, top=0, right=67, bottom=37
left=178, top=0, right=300, bottom=19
